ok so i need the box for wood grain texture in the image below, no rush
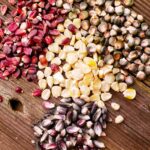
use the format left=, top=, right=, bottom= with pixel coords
left=0, top=0, right=150, bottom=150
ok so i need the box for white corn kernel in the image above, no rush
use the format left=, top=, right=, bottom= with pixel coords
left=46, top=51, right=55, bottom=62
left=63, top=63, right=71, bottom=72
left=101, top=81, right=110, bottom=92
left=64, top=29, right=72, bottom=38
left=52, top=86, right=62, bottom=98
left=101, top=93, right=112, bottom=101
left=46, top=76, right=54, bottom=88
left=111, top=82, right=119, bottom=92
left=70, top=35, right=76, bottom=45
left=44, top=67, right=52, bottom=77
left=115, top=115, right=124, bottom=124
left=51, top=57, right=61, bottom=65
left=80, top=85, right=90, bottom=96
left=37, top=70, right=44, bottom=80
left=104, top=73, right=115, bottom=84
left=75, top=32, right=82, bottom=40
left=64, top=19, right=72, bottom=28
left=66, top=52, right=78, bottom=64
left=63, top=45, right=75, bottom=52
left=71, top=69, right=84, bottom=80
left=58, top=51, right=66, bottom=60
left=111, top=102, right=120, bottom=111
left=73, top=18, right=81, bottom=29
left=41, top=89, right=51, bottom=100
left=119, top=82, right=127, bottom=92
left=57, top=24, right=65, bottom=32
left=53, top=72, right=65, bottom=83
left=48, top=43, right=61, bottom=54
left=38, top=79, right=47, bottom=89
left=61, top=89, right=70, bottom=98
left=70, top=86, right=80, bottom=98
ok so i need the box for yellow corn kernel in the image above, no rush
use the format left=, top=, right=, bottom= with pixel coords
left=90, top=94, right=101, bottom=101
left=91, top=78, right=101, bottom=90
left=84, top=57, right=97, bottom=69
left=82, top=73, right=93, bottom=86
left=123, top=88, right=136, bottom=100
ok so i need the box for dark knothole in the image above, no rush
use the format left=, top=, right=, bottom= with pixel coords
left=9, top=98, right=23, bottom=112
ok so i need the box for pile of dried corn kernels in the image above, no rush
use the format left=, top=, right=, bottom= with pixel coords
left=0, top=0, right=150, bottom=149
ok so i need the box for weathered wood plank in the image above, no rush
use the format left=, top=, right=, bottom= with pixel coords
left=0, top=0, right=150, bottom=150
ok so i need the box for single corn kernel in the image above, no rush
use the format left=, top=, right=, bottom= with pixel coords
left=90, top=94, right=101, bottom=101
left=123, top=88, right=136, bottom=100
left=53, top=72, right=65, bottom=83
left=57, top=24, right=65, bottom=32
left=101, top=93, right=112, bottom=101
left=119, top=82, right=127, bottom=92
left=61, top=89, right=70, bottom=98
left=37, top=70, right=44, bottom=80
left=111, top=102, right=120, bottom=111
left=63, top=63, right=71, bottom=72
left=46, top=76, right=54, bottom=88
left=51, top=86, right=62, bottom=98
left=101, top=81, right=111, bottom=92
left=84, top=57, right=97, bottom=69
left=48, top=43, right=61, bottom=54
left=70, top=86, right=80, bottom=98
left=41, top=89, right=51, bottom=100
left=104, top=73, right=115, bottom=84
left=70, top=35, right=76, bottom=45
left=111, top=82, right=119, bottom=92
left=66, top=52, right=78, bottom=64
left=115, top=115, right=124, bottom=124
left=51, top=57, right=61, bottom=65
left=71, top=69, right=84, bottom=80
left=73, top=18, right=81, bottom=29
left=38, top=79, right=47, bottom=89
left=46, top=51, right=55, bottom=62
left=44, top=67, right=52, bottom=77
left=58, top=51, right=66, bottom=60
left=80, top=85, right=90, bottom=96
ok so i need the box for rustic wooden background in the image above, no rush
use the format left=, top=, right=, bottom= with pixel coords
left=0, top=0, right=150, bottom=150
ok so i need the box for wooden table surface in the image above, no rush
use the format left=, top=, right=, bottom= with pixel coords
left=0, top=0, right=150, bottom=150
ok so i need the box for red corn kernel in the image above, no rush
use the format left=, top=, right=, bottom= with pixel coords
left=0, top=95, right=3, bottom=103
left=48, top=0, right=56, bottom=5
left=23, top=48, right=32, bottom=56
left=28, top=67, right=37, bottom=74
left=50, top=63, right=60, bottom=73
left=31, top=56, right=38, bottom=64
left=15, top=29, right=26, bottom=36
left=13, top=69, right=21, bottom=78
left=61, top=38, right=71, bottom=45
left=0, top=29, right=4, bottom=38
left=7, top=22, right=18, bottom=32
left=0, top=5, right=8, bottom=16
left=0, top=19, right=3, bottom=27
left=8, top=0, right=16, bottom=5
left=49, top=29, right=60, bottom=36
left=3, top=70, right=10, bottom=77
left=39, top=55, right=48, bottom=66
left=15, top=87, right=23, bottom=93
left=3, top=45, right=11, bottom=55
left=43, top=14, right=54, bottom=21
left=22, top=55, right=31, bottom=64
left=32, top=89, right=42, bottom=97
left=28, top=29, right=38, bottom=39
left=44, top=36, right=53, bottom=45
left=0, top=54, right=6, bottom=60
left=68, top=24, right=77, bottom=34
left=7, top=65, right=17, bottom=73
